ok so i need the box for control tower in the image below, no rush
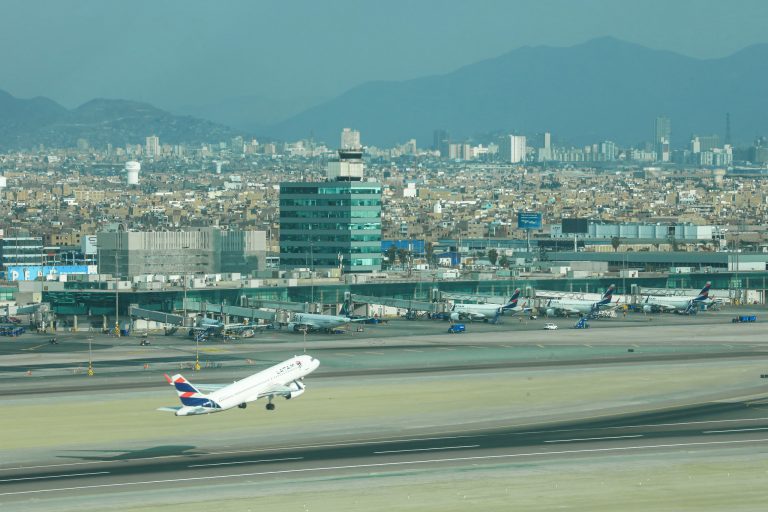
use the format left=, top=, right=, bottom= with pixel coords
left=327, top=148, right=364, bottom=181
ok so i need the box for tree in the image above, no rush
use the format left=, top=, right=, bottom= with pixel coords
left=487, top=248, right=499, bottom=266
left=397, top=248, right=410, bottom=266
left=611, top=237, right=621, bottom=252
left=425, top=241, right=435, bottom=267
left=386, top=245, right=398, bottom=267
left=499, top=254, right=509, bottom=268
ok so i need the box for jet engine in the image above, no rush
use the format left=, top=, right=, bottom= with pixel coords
left=286, top=380, right=305, bottom=399
left=287, top=322, right=303, bottom=332
left=546, top=308, right=556, bottom=317
left=643, top=304, right=653, bottom=313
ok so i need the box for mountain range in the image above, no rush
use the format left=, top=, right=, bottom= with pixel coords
left=0, top=91, right=236, bottom=150
left=2, top=38, right=768, bottom=150
left=267, top=37, right=768, bottom=147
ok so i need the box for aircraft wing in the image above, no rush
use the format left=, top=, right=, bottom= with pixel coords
left=256, top=381, right=304, bottom=399
left=157, top=406, right=183, bottom=413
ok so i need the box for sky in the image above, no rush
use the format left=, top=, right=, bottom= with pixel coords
left=2, top=0, right=767, bottom=112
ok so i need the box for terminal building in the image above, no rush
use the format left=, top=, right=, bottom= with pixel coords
left=97, top=228, right=267, bottom=278
left=280, top=147, right=382, bottom=273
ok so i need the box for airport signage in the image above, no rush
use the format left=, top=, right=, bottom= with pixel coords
left=7, top=265, right=90, bottom=281
left=517, top=212, right=542, bottom=230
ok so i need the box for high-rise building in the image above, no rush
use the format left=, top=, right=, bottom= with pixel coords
left=280, top=148, right=382, bottom=273
left=340, top=128, right=361, bottom=149
left=433, top=129, right=449, bottom=157
left=499, top=135, right=527, bottom=163
left=654, top=116, right=671, bottom=156
left=145, top=135, right=160, bottom=158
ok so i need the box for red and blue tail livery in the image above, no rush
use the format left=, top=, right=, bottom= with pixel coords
left=159, top=355, right=320, bottom=417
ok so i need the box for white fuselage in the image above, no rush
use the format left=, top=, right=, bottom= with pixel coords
left=546, top=298, right=603, bottom=315
left=290, top=313, right=352, bottom=330
left=176, top=355, right=319, bottom=416
left=452, top=303, right=501, bottom=319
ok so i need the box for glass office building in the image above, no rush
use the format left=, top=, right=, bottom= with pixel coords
left=280, top=181, right=382, bottom=273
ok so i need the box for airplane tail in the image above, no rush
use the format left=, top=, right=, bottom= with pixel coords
left=694, top=282, right=712, bottom=301
left=501, top=289, right=521, bottom=311
left=597, top=284, right=616, bottom=305
left=165, top=373, right=210, bottom=407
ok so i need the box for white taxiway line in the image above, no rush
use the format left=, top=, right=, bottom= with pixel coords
left=189, top=457, right=303, bottom=468
left=4, top=438, right=768, bottom=497
left=702, top=427, right=768, bottom=434
left=545, top=434, right=643, bottom=443
left=0, top=471, right=110, bottom=483
left=374, top=445, right=479, bottom=454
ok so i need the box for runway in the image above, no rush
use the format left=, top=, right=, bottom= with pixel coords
left=1, top=309, right=767, bottom=511
left=2, top=399, right=768, bottom=501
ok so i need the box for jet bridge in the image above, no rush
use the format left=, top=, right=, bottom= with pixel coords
left=183, top=299, right=277, bottom=323
left=350, top=294, right=447, bottom=316
left=128, top=306, right=187, bottom=326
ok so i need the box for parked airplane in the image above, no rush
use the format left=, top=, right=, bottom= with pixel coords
left=287, top=312, right=366, bottom=332
left=642, top=282, right=713, bottom=313
left=543, top=284, right=618, bottom=318
left=159, top=355, right=320, bottom=416
left=450, top=289, right=527, bottom=322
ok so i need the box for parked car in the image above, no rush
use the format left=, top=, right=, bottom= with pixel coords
left=544, top=323, right=558, bottom=330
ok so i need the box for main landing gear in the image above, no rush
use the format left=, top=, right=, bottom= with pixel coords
left=266, top=396, right=276, bottom=411
left=238, top=403, right=247, bottom=409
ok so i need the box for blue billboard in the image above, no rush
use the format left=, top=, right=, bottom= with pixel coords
left=7, top=265, right=91, bottom=282
left=518, top=212, right=542, bottom=230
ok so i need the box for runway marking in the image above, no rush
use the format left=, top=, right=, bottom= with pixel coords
left=515, top=417, right=768, bottom=436
left=375, top=445, right=479, bottom=454
left=537, top=344, right=544, bottom=348
left=5, top=438, right=768, bottom=497
left=545, top=434, right=643, bottom=443
left=363, top=351, right=384, bottom=355
left=0, top=471, right=109, bottom=483
left=436, top=347, right=456, bottom=351
left=468, top=345, right=487, bottom=349
left=21, top=344, right=46, bottom=351
left=334, top=352, right=355, bottom=357
left=403, top=349, right=423, bottom=353
left=703, top=427, right=768, bottom=434
left=189, top=457, right=303, bottom=468
left=500, top=344, right=513, bottom=348
left=583, top=344, right=593, bottom=348
left=722, top=344, right=734, bottom=348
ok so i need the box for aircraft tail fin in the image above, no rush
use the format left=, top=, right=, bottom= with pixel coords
left=502, top=289, right=521, bottom=310
left=168, top=374, right=210, bottom=407
left=597, top=284, right=616, bottom=305
left=695, top=281, right=712, bottom=301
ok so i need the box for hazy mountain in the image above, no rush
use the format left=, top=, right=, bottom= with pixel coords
left=268, top=37, right=768, bottom=147
left=0, top=91, right=237, bottom=150
left=173, top=94, right=325, bottom=134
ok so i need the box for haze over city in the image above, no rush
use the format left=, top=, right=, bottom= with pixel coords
left=2, top=3, right=768, bottom=512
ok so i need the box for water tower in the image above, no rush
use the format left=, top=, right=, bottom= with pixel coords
left=125, top=161, right=140, bottom=185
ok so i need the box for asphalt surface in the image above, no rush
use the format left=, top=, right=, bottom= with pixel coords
left=2, top=399, right=768, bottom=500
left=2, top=307, right=767, bottom=509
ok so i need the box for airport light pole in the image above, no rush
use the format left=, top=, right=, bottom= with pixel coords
left=113, top=248, right=120, bottom=337
left=87, top=337, right=94, bottom=376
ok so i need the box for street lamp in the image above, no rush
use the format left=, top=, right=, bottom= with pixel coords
left=87, top=337, right=94, bottom=376
left=114, top=248, right=120, bottom=337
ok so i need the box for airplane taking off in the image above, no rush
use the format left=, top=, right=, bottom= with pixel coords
left=642, top=282, right=713, bottom=313
left=159, top=355, right=320, bottom=416
left=287, top=312, right=366, bottom=332
left=544, top=284, right=618, bottom=318
left=450, top=288, right=527, bottom=322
